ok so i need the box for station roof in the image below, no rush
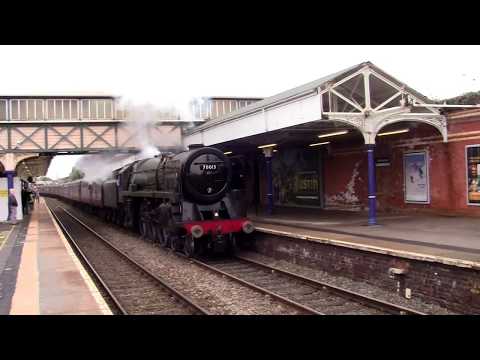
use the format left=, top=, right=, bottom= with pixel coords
left=185, top=61, right=433, bottom=136
left=206, top=96, right=264, bottom=101
left=0, top=94, right=118, bottom=99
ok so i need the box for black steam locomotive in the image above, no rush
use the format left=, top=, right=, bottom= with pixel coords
left=41, top=145, right=254, bottom=256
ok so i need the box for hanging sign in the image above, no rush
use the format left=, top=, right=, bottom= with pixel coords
left=404, top=151, right=430, bottom=203
left=375, top=158, right=391, bottom=167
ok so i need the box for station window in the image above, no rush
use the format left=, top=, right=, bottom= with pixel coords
left=19, top=100, right=27, bottom=119
left=79, top=99, right=113, bottom=119
left=467, top=145, right=480, bottom=206
left=0, top=100, right=7, bottom=121
left=98, top=100, right=105, bottom=119
left=54, top=100, right=62, bottom=120
left=82, top=99, right=90, bottom=119
left=47, top=100, right=55, bottom=119
left=35, top=100, right=44, bottom=120
left=62, top=100, right=70, bottom=119
left=71, top=100, right=78, bottom=119
left=43, top=99, right=79, bottom=120
left=105, top=100, right=112, bottom=118
left=10, top=99, right=47, bottom=120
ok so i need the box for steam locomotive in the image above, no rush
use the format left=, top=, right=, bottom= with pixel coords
left=41, top=145, right=255, bottom=256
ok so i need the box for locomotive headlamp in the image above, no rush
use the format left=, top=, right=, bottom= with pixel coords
left=242, top=221, right=255, bottom=234
left=191, top=225, right=204, bottom=238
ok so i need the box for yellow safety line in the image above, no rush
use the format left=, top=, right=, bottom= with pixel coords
left=44, top=201, right=113, bottom=315
left=0, top=226, right=14, bottom=252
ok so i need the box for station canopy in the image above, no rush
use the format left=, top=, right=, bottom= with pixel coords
left=183, top=61, right=447, bottom=150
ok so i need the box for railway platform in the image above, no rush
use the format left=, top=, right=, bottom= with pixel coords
left=250, top=207, right=480, bottom=269
left=0, top=198, right=111, bottom=315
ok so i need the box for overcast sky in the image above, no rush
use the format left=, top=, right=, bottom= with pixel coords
left=1, top=45, right=478, bottom=179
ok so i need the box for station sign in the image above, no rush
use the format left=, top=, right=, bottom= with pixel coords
left=375, top=158, right=391, bottom=167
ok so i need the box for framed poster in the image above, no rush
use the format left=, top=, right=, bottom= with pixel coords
left=466, top=145, right=480, bottom=206
left=404, top=151, right=430, bottom=204
left=272, top=147, right=322, bottom=207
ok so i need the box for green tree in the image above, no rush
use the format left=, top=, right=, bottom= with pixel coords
left=434, top=90, right=480, bottom=106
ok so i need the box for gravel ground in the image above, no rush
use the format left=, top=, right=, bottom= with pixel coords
left=49, top=199, right=301, bottom=315
left=238, top=251, right=458, bottom=315
left=47, top=198, right=457, bottom=315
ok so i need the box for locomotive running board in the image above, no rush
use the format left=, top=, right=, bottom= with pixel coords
left=120, top=190, right=179, bottom=201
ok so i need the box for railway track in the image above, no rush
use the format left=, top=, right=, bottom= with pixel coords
left=47, top=202, right=210, bottom=315
left=191, top=256, right=427, bottom=315
left=46, top=198, right=426, bottom=315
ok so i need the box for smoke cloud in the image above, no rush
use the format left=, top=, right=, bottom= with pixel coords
left=73, top=101, right=186, bottom=182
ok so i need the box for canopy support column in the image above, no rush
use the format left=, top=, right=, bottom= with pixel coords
left=263, top=148, right=274, bottom=215
left=366, top=144, right=377, bottom=225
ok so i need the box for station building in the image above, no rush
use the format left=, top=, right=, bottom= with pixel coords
left=185, top=61, right=480, bottom=223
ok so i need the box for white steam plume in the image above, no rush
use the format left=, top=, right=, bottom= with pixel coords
left=73, top=101, right=186, bottom=182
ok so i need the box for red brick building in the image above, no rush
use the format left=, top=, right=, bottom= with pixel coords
left=316, top=108, right=480, bottom=216
left=184, top=62, right=480, bottom=221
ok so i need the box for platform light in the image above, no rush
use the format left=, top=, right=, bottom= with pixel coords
left=257, top=143, right=277, bottom=149
left=377, top=129, right=409, bottom=137
left=317, top=130, right=349, bottom=138
left=309, top=141, right=330, bottom=147
left=224, top=151, right=233, bottom=155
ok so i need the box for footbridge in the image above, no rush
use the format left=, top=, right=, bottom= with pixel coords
left=0, top=95, right=186, bottom=180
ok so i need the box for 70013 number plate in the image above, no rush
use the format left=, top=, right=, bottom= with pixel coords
left=200, top=164, right=217, bottom=171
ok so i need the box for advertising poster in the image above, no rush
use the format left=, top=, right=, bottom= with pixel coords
left=404, top=151, right=429, bottom=203
left=0, top=177, right=24, bottom=221
left=466, top=145, right=480, bottom=205
left=272, top=148, right=322, bottom=207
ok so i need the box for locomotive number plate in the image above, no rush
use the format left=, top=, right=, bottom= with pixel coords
left=200, top=164, right=217, bottom=171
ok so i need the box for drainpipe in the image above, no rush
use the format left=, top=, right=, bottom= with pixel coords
left=5, top=170, right=15, bottom=191
left=366, top=144, right=377, bottom=225
left=263, top=148, right=274, bottom=215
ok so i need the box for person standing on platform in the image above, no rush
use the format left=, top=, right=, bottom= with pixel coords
left=21, top=182, right=29, bottom=216
left=8, top=189, right=18, bottom=224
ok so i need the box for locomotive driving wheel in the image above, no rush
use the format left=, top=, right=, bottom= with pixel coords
left=170, top=235, right=181, bottom=252
left=227, top=234, right=237, bottom=256
left=150, top=223, right=160, bottom=244
left=159, top=228, right=170, bottom=248
left=184, top=235, right=195, bottom=258
left=139, top=219, right=148, bottom=239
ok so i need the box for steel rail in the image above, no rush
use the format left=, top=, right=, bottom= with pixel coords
left=188, top=255, right=323, bottom=315
left=234, top=255, right=427, bottom=315
left=48, top=203, right=127, bottom=315
left=48, top=202, right=211, bottom=315
left=192, top=255, right=426, bottom=315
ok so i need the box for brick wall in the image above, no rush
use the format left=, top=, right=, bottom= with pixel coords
left=254, top=111, right=480, bottom=215
left=254, top=232, right=480, bottom=314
